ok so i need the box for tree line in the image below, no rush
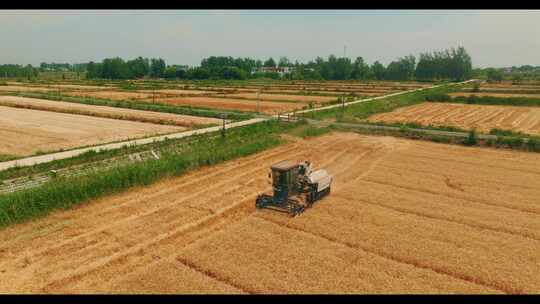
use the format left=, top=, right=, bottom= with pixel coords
left=0, top=64, right=39, bottom=78
left=472, top=65, right=540, bottom=82
left=3, top=46, right=474, bottom=82
left=184, top=47, right=471, bottom=81
left=86, top=57, right=167, bottom=79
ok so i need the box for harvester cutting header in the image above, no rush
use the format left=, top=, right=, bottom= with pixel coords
left=255, top=160, right=333, bottom=217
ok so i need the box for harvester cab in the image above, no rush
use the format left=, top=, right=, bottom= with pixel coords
left=256, top=160, right=332, bottom=217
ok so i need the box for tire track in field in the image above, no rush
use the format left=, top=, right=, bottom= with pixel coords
left=176, top=256, right=255, bottom=294
left=39, top=195, right=257, bottom=293
left=363, top=178, right=540, bottom=216
left=395, top=152, right=540, bottom=176
left=339, top=190, right=540, bottom=242
left=374, top=162, right=540, bottom=192
left=254, top=215, right=507, bottom=294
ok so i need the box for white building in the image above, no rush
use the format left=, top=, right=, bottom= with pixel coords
left=252, top=66, right=295, bottom=76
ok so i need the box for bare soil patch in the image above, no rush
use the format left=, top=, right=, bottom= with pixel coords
left=65, top=90, right=154, bottom=101
left=137, top=89, right=218, bottom=96
left=222, top=93, right=336, bottom=103
left=0, top=86, right=55, bottom=93
left=46, top=84, right=114, bottom=91
left=152, top=97, right=303, bottom=114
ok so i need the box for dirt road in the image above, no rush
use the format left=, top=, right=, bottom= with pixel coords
left=0, top=132, right=538, bottom=294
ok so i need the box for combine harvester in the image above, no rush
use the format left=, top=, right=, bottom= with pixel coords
left=256, top=160, right=332, bottom=217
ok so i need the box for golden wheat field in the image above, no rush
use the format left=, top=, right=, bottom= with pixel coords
left=0, top=132, right=538, bottom=294
left=368, top=102, right=540, bottom=135
left=0, top=105, right=184, bottom=157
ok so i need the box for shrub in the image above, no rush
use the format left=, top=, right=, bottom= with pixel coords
left=451, top=95, right=540, bottom=107
left=527, top=138, right=540, bottom=152
left=463, top=129, right=478, bottom=146
left=424, top=93, right=451, bottom=102
left=497, top=136, right=524, bottom=149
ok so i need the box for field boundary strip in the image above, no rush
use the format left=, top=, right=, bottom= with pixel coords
left=0, top=118, right=265, bottom=171
left=287, top=79, right=477, bottom=115
left=0, top=81, right=472, bottom=172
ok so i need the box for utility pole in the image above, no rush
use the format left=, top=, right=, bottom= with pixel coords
left=344, top=45, right=347, bottom=58
left=221, top=113, right=227, bottom=139
left=256, top=89, right=261, bottom=114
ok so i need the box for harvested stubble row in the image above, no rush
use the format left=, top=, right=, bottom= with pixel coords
left=368, top=102, right=540, bottom=136
left=137, top=89, right=219, bottom=96
left=0, top=133, right=538, bottom=294
left=220, top=93, right=336, bottom=103
left=0, top=96, right=221, bottom=128
left=0, top=85, right=54, bottom=93
left=45, top=84, right=115, bottom=90
left=151, top=96, right=302, bottom=114
left=0, top=105, right=183, bottom=157
left=64, top=90, right=156, bottom=101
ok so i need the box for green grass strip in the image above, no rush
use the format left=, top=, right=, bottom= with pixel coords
left=425, top=94, right=540, bottom=107
left=305, top=83, right=458, bottom=122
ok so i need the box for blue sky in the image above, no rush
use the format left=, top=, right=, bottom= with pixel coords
left=1, top=10, right=539, bottom=68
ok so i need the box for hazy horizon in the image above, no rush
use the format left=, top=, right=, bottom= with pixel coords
left=1, top=9, right=539, bottom=68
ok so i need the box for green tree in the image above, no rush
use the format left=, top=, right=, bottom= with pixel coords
left=264, top=57, right=276, bottom=67
left=371, top=61, right=386, bottom=80
left=101, top=57, right=131, bottom=79
left=386, top=55, right=415, bottom=81
left=163, top=66, right=177, bottom=79
left=127, top=57, right=150, bottom=78
left=150, top=58, right=166, bottom=78
left=486, top=68, right=503, bottom=82
left=351, top=57, right=370, bottom=80
left=278, top=56, right=291, bottom=67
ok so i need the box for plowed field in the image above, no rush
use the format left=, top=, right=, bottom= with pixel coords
left=0, top=106, right=184, bottom=157
left=152, top=97, right=302, bottom=114
left=0, top=132, right=538, bottom=294
left=137, top=89, right=217, bottom=96
left=222, top=93, right=336, bottom=103
left=368, top=102, right=540, bottom=135
left=0, top=85, right=54, bottom=93
left=65, top=90, right=154, bottom=101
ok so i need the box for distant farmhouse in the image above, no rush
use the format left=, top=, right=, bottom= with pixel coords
left=252, top=66, right=295, bottom=76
